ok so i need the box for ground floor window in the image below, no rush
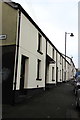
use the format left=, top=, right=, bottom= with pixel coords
left=52, top=67, right=55, bottom=81
left=60, top=70, right=61, bottom=81
left=36, top=59, right=42, bottom=80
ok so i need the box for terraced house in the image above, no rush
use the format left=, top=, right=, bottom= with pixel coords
left=0, top=1, right=76, bottom=104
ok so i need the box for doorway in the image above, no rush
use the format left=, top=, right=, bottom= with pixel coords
left=20, top=55, right=28, bottom=91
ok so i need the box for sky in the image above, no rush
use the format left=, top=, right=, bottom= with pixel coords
left=12, top=0, right=79, bottom=68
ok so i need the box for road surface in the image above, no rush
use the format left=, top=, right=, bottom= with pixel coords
left=2, top=81, right=80, bottom=119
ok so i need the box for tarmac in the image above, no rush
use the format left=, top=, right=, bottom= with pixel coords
left=2, top=81, right=80, bottom=119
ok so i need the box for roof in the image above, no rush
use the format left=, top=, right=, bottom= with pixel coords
left=5, top=1, right=73, bottom=65
left=61, top=53, right=76, bottom=67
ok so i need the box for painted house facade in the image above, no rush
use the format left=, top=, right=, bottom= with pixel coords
left=46, top=41, right=56, bottom=86
left=66, top=56, right=76, bottom=79
left=0, top=1, right=76, bottom=104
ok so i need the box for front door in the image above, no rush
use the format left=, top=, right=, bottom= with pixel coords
left=20, top=55, right=26, bottom=91
left=56, top=67, right=58, bottom=83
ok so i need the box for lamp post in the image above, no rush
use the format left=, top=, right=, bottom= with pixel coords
left=65, top=32, right=74, bottom=81
left=65, top=32, right=74, bottom=58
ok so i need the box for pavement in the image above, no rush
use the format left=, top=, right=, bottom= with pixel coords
left=2, top=81, right=80, bottom=119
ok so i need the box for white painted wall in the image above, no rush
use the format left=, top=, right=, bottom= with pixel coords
left=66, top=62, right=69, bottom=81
left=57, top=53, right=60, bottom=82
left=16, top=13, right=46, bottom=90
left=63, top=58, right=65, bottom=81
left=46, top=44, right=56, bottom=84
left=1, top=2, right=76, bottom=93
left=47, top=41, right=53, bottom=59
left=14, top=12, right=76, bottom=90
left=59, top=56, right=62, bottom=82
left=46, top=63, right=56, bottom=84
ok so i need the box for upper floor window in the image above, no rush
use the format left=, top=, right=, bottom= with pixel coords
left=53, top=48, right=54, bottom=59
left=60, top=56, right=61, bottom=64
left=37, top=33, right=43, bottom=55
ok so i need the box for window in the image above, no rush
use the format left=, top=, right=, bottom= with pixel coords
left=52, top=67, right=55, bottom=81
left=37, top=33, right=43, bottom=54
left=60, top=70, right=61, bottom=81
left=36, top=59, right=42, bottom=80
left=60, top=56, right=61, bottom=64
left=20, top=55, right=26, bottom=90
left=53, top=48, right=54, bottom=59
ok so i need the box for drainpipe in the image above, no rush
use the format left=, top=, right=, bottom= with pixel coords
left=12, top=10, right=21, bottom=105
left=45, top=39, right=47, bottom=90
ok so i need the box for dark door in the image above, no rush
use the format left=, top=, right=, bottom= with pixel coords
left=56, top=67, right=58, bottom=83
left=62, top=69, right=63, bottom=82
left=20, top=55, right=26, bottom=91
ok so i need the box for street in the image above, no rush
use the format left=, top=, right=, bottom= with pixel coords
left=2, top=81, right=80, bottom=119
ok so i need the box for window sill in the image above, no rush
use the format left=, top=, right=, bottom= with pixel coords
left=37, top=50, right=43, bottom=55
left=36, top=78, right=42, bottom=81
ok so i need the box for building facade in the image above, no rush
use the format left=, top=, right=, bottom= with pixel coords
left=0, top=1, right=76, bottom=104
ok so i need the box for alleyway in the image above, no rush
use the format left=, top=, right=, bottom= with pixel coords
left=2, top=81, right=80, bottom=119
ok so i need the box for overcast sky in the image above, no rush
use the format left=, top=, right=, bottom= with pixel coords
left=12, top=0, right=79, bottom=68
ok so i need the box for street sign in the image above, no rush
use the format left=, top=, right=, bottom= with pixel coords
left=0, top=35, right=7, bottom=40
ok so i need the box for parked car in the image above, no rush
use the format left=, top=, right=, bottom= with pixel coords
left=71, top=78, right=76, bottom=86
left=74, top=75, right=80, bottom=95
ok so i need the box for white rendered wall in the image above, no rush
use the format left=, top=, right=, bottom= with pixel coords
left=47, top=49, right=56, bottom=84
left=16, top=13, right=46, bottom=90
left=47, top=41, right=53, bottom=59
left=66, top=62, right=69, bottom=81
left=57, top=53, right=60, bottom=82
left=63, top=58, right=65, bottom=81
left=59, top=56, right=62, bottom=82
